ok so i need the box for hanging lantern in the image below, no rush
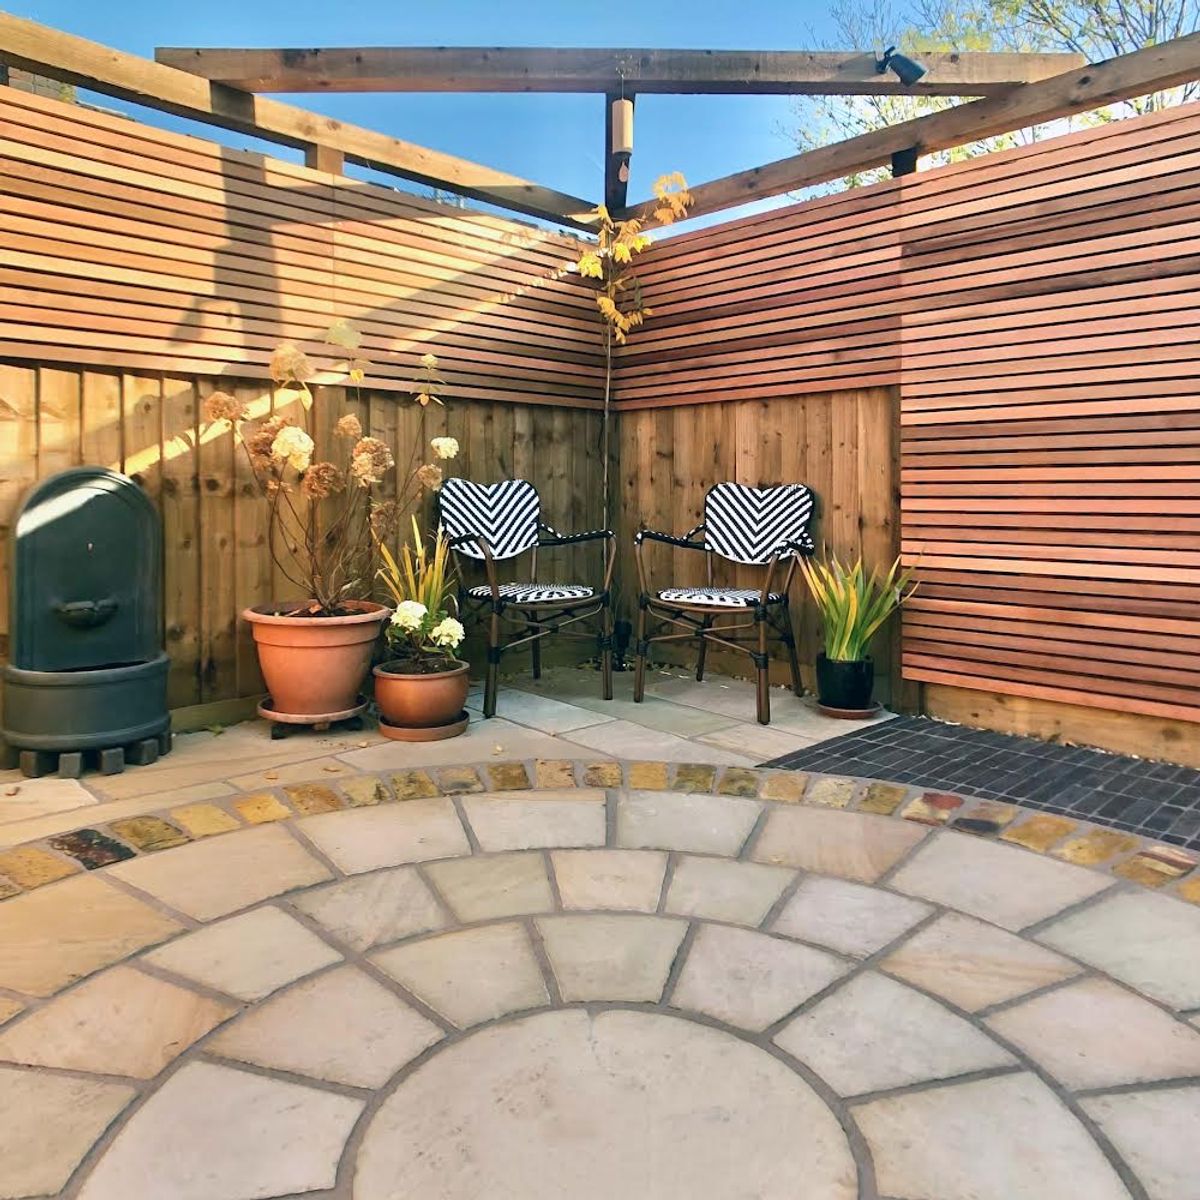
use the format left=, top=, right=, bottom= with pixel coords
left=611, top=97, right=634, bottom=156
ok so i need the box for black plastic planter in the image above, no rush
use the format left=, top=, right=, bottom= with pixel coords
left=815, top=653, right=875, bottom=712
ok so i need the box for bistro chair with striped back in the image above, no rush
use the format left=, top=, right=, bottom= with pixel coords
left=633, top=482, right=816, bottom=724
left=439, top=477, right=616, bottom=718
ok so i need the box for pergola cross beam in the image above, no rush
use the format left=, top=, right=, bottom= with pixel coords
left=152, top=46, right=1085, bottom=98
left=621, top=31, right=1200, bottom=223
left=0, top=14, right=598, bottom=230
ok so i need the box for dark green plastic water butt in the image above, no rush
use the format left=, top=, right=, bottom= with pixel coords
left=2, top=467, right=171, bottom=777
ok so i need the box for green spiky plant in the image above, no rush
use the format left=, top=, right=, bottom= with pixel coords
left=798, top=554, right=918, bottom=661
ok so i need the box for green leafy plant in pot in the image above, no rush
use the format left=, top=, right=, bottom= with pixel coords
left=373, top=520, right=469, bottom=741
left=798, top=554, right=917, bottom=715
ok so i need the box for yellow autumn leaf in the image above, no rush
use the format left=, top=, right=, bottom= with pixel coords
left=577, top=252, right=604, bottom=279
left=611, top=242, right=632, bottom=263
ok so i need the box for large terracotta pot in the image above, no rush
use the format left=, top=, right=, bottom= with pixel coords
left=373, top=659, right=470, bottom=738
left=244, top=601, right=390, bottom=719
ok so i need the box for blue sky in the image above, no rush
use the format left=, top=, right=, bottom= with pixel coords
left=15, top=0, right=842, bottom=228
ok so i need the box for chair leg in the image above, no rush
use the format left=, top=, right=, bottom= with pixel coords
left=783, top=608, right=803, bottom=697
left=529, top=615, right=542, bottom=680
left=633, top=601, right=647, bottom=703
left=484, top=609, right=501, bottom=719
left=695, top=616, right=712, bottom=682
left=755, top=613, right=771, bottom=725
left=600, top=601, right=614, bottom=701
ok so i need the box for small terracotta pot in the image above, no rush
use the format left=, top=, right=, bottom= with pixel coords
left=373, top=659, right=470, bottom=734
left=244, top=601, right=390, bottom=720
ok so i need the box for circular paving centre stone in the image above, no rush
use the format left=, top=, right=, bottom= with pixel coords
left=355, top=1008, right=857, bottom=1200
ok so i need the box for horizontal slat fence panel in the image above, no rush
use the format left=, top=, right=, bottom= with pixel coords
left=0, top=86, right=603, bottom=405
left=621, top=101, right=1200, bottom=729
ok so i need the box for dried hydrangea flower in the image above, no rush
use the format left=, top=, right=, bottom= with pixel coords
left=349, top=436, right=395, bottom=487
left=420, top=352, right=438, bottom=370
left=269, top=341, right=312, bottom=384
left=416, top=463, right=444, bottom=492
left=300, top=461, right=345, bottom=501
left=244, top=415, right=288, bottom=467
left=369, top=499, right=401, bottom=541
left=430, top=436, right=459, bottom=460
left=202, top=390, right=246, bottom=424
left=335, top=413, right=363, bottom=440
left=271, top=425, right=315, bottom=472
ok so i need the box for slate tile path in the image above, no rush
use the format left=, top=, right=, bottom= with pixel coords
left=768, top=714, right=1200, bottom=849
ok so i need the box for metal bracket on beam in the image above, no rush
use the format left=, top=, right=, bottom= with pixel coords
left=891, top=146, right=919, bottom=177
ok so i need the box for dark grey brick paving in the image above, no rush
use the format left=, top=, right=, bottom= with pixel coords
left=764, top=715, right=1200, bottom=848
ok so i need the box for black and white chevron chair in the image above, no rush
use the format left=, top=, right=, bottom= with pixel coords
left=633, top=482, right=816, bottom=725
left=440, top=478, right=616, bottom=718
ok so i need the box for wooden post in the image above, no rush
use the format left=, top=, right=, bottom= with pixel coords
left=304, top=143, right=344, bottom=174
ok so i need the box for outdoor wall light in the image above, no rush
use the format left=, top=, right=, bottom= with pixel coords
left=877, top=46, right=928, bottom=87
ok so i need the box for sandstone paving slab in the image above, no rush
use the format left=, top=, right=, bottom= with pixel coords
left=879, top=911, right=1082, bottom=1012
left=986, top=976, right=1200, bottom=1090
left=288, top=865, right=447, bottom=951
left=144, top=906, right=341, bottom=1001
left=424, top=851, right=554, bottom=922
left=1037, top=889, right=1200, bottom=1009
left=0, top=996, right=22, bottom=1025
left=76, top=1060, right=363, bottom=1200
left=671, top=922, right=848, bottom=1031
left=664, top=855, right=793, bottom=925
left=0, top=874, right=183, bottom=997
left=770, top=875, right=932, bottom=958
left=537, top=914, right=687, bottom=1002
left=297, top=798, right=469, bottom=874
left=107, top=824, right=332, bottom=920
left=695, top=721, right=817, bottom=763
left=1083, top=1086, right=1200, bottom=1200
left=471, top=688, right=614, bottom=734
left=373, top=922, right=549, bottom=1027
left=0, top=776, right=96, bottom=825
left=354, top=1009, right=857, bottom=1200
left=888, top=831, right=1112, bottom=931
left=855, top=1071, right=1130, bottom=1200
left=750, top=806, right=927, bottom=883
left=552, top=849, right=667, bottom=911
left=0, top=964, right=235, bottom=1079
left=616, top=790, right=762, bottom=855
left=774, top=970, right=1016, bottom=1096
left=339, top=717, right=594, bottom=772
left=461, top=791, right=606, bottom=851
left=562, top=719, right=756, bottom=765
left=208, top=964, right=443, bottom=1088
left=0, top=1066, right=135, bottom=1199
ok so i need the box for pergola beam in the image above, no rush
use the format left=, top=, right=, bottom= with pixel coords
left=153, top=46, right=1085, bottom=98
left=0, top=14, right=597, bottom=230
left=623, top=32, right=1200, bottom=223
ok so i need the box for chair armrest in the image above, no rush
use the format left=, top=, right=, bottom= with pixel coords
left=537, top=528, right=614, bottom=548
left=634, top=526, right=706, bottom=551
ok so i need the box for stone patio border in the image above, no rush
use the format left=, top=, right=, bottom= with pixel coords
left=1, top=758, right=1197, bottom=907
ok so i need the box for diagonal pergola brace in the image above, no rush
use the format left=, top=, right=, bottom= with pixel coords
left=152, top=46, right=1085, bottom=98
left=619, top=31, right=1200, bottom=222
left=0, top=14, right=598, bottom=230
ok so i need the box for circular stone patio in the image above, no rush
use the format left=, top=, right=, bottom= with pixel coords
left=0, top=778, right=1198, bottom=1199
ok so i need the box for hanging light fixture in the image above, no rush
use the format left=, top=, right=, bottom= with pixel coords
left=611, top=96, right=634, bottom=157
left=877, top=45, right=928, bottom=87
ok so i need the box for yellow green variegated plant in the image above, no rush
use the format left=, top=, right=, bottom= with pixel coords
left=798, top=554, right=917, bottom=662
left=376, top=518, right=464, bottom=667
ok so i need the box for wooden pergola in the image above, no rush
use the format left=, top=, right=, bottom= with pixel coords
left=3, top=15, right=1200, bottom=228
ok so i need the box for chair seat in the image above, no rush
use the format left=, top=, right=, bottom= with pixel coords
left=468, top=582, right=595, bottom=605
left=656, top=587, right=785, bottom=608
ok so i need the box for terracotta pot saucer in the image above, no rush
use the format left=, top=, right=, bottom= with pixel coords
left=815, top=701, right=883, bottom=720
left=378, top=710, right=470, bottom=742
left=257, top=695, right=368, bottom=725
